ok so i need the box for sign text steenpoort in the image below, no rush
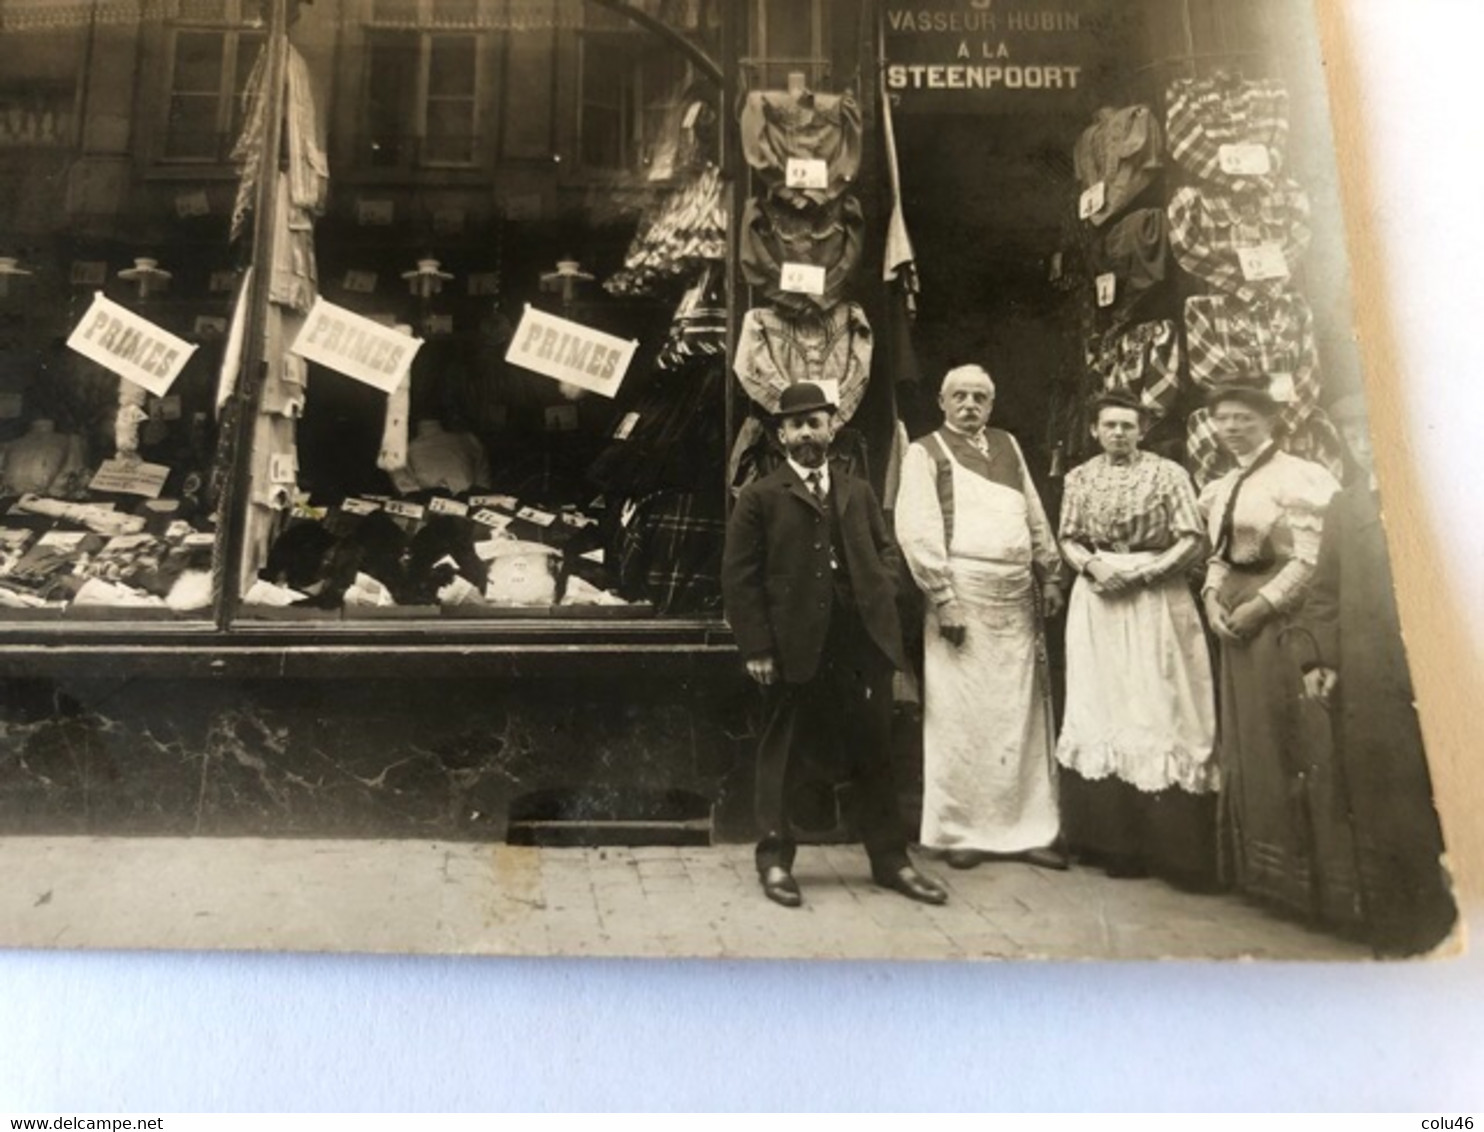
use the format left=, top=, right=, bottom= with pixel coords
left=505, top=305, right=638, bottom=399
left=66, top=293, right=199, bottom=399
left=290, top=297, right=423, bottom=394
left=884, top=0, right=1104, bottom=112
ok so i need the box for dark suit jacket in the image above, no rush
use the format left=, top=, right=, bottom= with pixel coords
left=722, top=461, right=908, bottom=683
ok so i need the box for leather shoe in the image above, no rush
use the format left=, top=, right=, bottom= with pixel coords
left=944, top=849, right=986, bottom=870
left=759, top=866, right=802, bottom=908
left=1019, top=846, right=1070, bottom=872
left=873, top=865, right=949, bottom=905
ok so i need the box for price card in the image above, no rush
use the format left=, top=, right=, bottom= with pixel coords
left=1237, top=244, right=1289, bottom=283
left=268, top=453, right=298, bottom=485
left=516, top=506, right=557, bottom=528
left=209, top=270, right=239, bottom=293
left=472, top=509, right=515, bottom=532
left=174, top=190, right=211, bottom=218
left=193, top=315, right=228, bottom=338
left=424, top=314, right=454, bottom=336
left=341, top=498, right=382, bottom=516
left=428, top=497, right=470, bottom=518
left=88, top=459, right=171, bottom=498
left=785, top=158, right=830, bottom=191
left=70, top=261, right=108, bottom=287
left=779, top=263, right=827, bottom=296
left=356, top=198, right=394, bottom=226
left=580, top=548, right=605, bottom=565
left=1095, top=273, right=1118, bottom=308
left=384, top=500, right=426, bottom=521
left=342, top=270, right=378, bottom=294
left=183, top=532, right=217, bottom=548
left=1218, top=143, right=1273, bottom=177
left=545, top=404, right=579, bottom=432
left=1078, top=181, right=1107, bottom=220
left=561, top=513, right=598, bottom=530
left=467, top=273, right=501, bottom=297
left=613, top=411, right=640, bottom=440
left=1268, top=373, right=1297, bottom=403
left=470, top=494, right=519, bottom=511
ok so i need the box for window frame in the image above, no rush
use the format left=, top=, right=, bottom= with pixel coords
left=157, top=2, right=266, bottom=167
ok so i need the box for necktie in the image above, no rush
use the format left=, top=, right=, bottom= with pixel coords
left=806, top=469, right=826, bottom=505
left=1216, top=442, right=1281, bottom=562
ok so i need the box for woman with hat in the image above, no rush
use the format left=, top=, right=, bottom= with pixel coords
left=1055, top=390, right=1218, bottom=888
left=1196, top=377, right=1344, bottom=922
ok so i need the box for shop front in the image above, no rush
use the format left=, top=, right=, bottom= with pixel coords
left=0, top=0, right=1367, bottom=850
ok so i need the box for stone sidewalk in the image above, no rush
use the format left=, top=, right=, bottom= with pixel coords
left=0, top=836, right=1370, bottom=961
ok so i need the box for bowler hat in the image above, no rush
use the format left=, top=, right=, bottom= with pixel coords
left=1205, top=376, right=1282, bottom=416
left=775, top=381, right=837, bottom=420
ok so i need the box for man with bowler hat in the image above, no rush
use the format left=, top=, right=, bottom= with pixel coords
left=722, top=381, right=949, bottom=909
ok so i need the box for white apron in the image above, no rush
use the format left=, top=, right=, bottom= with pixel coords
left=920, top=450, right=1059, bottom=853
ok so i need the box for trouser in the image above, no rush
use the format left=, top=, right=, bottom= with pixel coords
left=754, top=602, right=909, bottom=876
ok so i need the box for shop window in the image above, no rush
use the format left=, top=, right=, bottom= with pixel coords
left=578, top=15, right=691, bottom=177
left=162, top=13, right=265, bottom=163
left=362, top=0, right=486, bottom=170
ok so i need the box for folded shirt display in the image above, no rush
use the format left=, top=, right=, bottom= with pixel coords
left=1183, top=292, right=1322, bottom=434
left=1074, top=104, right=1164, bottom=227
left=739, top=89, right=862, bottom=208
left=732, top=303, right=873, bottom=423
left=1089, top=320, right=1183, bottom=422
left=739, top=192, right=864, bottom=316
left=1168, top=181, right=1312, bottom=303
left=1167, top=75, right=1290, bottom=193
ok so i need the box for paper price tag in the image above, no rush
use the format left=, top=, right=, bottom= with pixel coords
left=269, top=453, right=298, bottom=485
left=785, top=158, right=830, bottom=191
left=1219, top=143, right=1273, bottom=177
left=516, top=506, right=557, bottom=528
left=209, top=270, right=239, bottom=293
left=384, top=500, right=426, bottom=521
left=1237, top=244, right=1289, bottom=283
left=428, top=497, right=470, bottom=518
left=424, top=314, right=454, bottom=336
left=183, top=532, right=217, bottom=548
left=1078, top=181, right=1106, bottom=220
left=467, top=273, right=501, bottom=297
left=341, top=498, right=382, bottom=516
left=70, top=261, right=108, bottom=287
left=1267, top=373, right=1297, bottom=403
left=580, top=548, right=605, bottom=565
left=545, top=404, right=579, bottom=432
left=613, top=411, right=640, bottom=440
left=193, top=315, right=228, bottom=338
left=89, top=459, right=171, bottom=498
left=356, top=198, right=394, bottom=226
left=342, top=270, right=378, bottom=294
left=779, top=263, right=827, bottom=296
left=470, top=494, right=519, bottom=511
left=472, top=509, right=515, bottom=531
left=1095, top=273, right=1117, bottom=308
left=175, top=190, right=211, bottom=218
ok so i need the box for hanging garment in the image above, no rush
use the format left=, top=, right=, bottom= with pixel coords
left=1183, top=292, right=1322, bottom=434
left=655, top=264, right=728, bottom=372
left=739, top=192, right=864, bottom=317
left=604, top=165, right=728, bottom=297
left=1074, top=104, right=1165, bottom=227
left=1166, top=76, right=1290, bottom=193
left=733, top=304, right=873, bottom=422
left=1089, top=320, right=1183, bottom=422
left=588, top=356, right=725, bottom=498
left=1095, top=208, right=1172, bottom=329
left=615, top=489, right=725, bottom=615
left=739, top=89, right=862, bottom=208
left=1168, top=182, right=1312, bottom=303
left=231, top=44, right=329, bottom=242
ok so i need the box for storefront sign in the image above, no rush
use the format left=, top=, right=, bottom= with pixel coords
left=884, top=0, right=1102, bottom=113
left=66, top=293, right=198, bottom=398
left=290, top=297, right=423, bottom=395
left=506, top=305, right=638, bottom=399
left=88, top=458, right=171, bottom=498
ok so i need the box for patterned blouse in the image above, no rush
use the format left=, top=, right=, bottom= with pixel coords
left=1059, top=451, right=1205, bottom=574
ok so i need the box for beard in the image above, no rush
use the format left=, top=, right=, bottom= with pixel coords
left=785, top=438, right=828, bottom=467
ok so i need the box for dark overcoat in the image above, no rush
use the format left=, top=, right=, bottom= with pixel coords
left=721, top=461, right=908, bottom=683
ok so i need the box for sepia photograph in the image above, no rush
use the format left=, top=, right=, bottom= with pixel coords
left=0, top=0, right=1465, bottom=965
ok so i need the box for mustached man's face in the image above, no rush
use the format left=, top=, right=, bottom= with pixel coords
left=777, top=410, right=834, bottom=469
left=939, top=377, right=994, bottom=433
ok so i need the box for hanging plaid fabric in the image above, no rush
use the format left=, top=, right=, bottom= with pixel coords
left=1090, top=320, right=1183, bottom=421
left=1073, top=104, right=1165, bottom=228
left=1168, top=182, right=1312, bottom=303
left=1183, top=292, right=1322, bottom=434
left=1166, top=76, right=1290, bottom=193
left=739, top=89, right=863, bottom=208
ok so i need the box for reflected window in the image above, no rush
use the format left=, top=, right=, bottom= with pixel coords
left=163, top=3, right=264, bottom=163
